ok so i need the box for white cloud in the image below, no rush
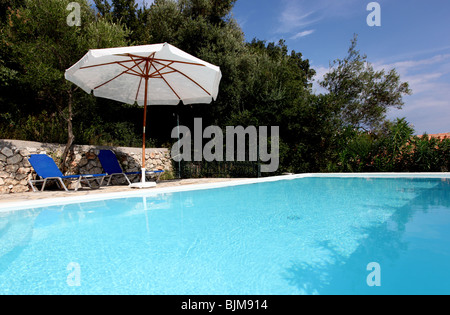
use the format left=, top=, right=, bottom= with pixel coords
left=139, top=0, right=154, bottom=7
left=290, top=29, right=315, bottom=39
left=312, top=54, right=450, bottom=134
left=375, top=54, right=450, bottom=134
left=388, top=91, right=450, bottom=134
left=377, top=54, right=450, bottom=74
left=278, top=10, right=318, bottom=33
left=276, top=0, right=360, bottom=34
left=276, top=2, right=320, bottom=34
left=387, top=78, right=450, bottom=134
left=311, top=65, right=329, bottom=94
left=374, top=54, right=450, bottom=96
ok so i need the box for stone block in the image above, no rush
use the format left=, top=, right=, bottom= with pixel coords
left=11, top=185, right=28, bottom=193
left=22, top=159, right=31, bottom=167
left=0, top=186, right=9, bottom=194
left=7, top=154, right=23, bottom=165
left=15, top=173, right=28, bottom=181
left=19, top=149, right=30, bottom=156
left=85, top=152, right=96, bottom=160
left=78, top=158, right=88, bottom=167
left=1, top=147, right=13, bottom=157
left=17, top=167, right=30, bottom=174
left=5, top=164, right=19, bottom=173
left=90, top=167, right=103, bottom=175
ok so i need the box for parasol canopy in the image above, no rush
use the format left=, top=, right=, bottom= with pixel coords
left=65, top=43, right=222, bottom=188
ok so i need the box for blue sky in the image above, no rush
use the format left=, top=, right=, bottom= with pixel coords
left=231, top=0, right=450, bottom=134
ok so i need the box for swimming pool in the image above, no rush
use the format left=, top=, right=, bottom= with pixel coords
left=0, top=175, right=449, bottom=294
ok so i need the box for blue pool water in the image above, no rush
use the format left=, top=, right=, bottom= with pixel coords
left=0, top=177, right=449, bottom=295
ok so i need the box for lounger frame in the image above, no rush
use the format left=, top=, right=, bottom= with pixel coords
left=27, top=154, right=105, bottom=192
left=98, top=150, right=164, bottom=186
left=28, top=174, right=105, bottom=192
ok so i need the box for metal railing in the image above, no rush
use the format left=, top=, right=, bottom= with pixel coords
left=175, top=160, right=260, bottom=179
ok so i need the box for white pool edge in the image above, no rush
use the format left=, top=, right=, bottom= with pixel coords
left=1, top=172, right=449, bottom=212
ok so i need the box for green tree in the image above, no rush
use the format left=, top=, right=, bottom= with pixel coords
left=320, top=35, right=412, bottom=131
left=144, top=0, right=250, bottom=126
left=178, top=0, right=236, bottom=25
left=227, top=39, right=319, bottom=173
left=142, top=0, right=319, bottom=173
left=1, top=0, right=129, bottom=169
left=94, top=0, right=151, bottom=44
left=0, top=0, right=24, bottom=22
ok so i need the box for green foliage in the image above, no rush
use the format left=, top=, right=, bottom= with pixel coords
left=409, top=135, right=450, bottom=172
left=326, top=118, right=449, bottom=173
left=320, top=35, right=412, bottom=131
left=94, top=0, right=150, bottom=43
left=0, top=0, right=447, bottom=176
left=0, top=0, right=24, bottom=22
left=0, top=110, right=66, bottom=143
left=77, top=120, right=156, bottom=148
left=0, top=0, right=130, bottom=148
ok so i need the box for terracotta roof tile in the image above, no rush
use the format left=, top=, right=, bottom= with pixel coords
left=418, top=132, right=450, bottom=140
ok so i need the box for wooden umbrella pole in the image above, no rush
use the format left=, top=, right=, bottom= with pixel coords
left=142, top=76, right=148, bottom=183
left=141, top=57, right=152, bottom=183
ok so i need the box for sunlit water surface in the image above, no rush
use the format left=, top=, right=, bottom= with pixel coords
left=0, top=177, right=449, bottom=294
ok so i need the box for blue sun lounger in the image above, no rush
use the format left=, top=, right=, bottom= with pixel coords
left=98, top=150, right=164, bottom=186
left=28, top=154, right=106, bottom=192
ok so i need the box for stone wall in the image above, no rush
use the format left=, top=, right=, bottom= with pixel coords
left=0, top=139, right=173, bottom=194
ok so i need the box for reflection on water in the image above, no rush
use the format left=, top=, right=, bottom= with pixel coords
left=0, top=209, right=39, bottom=274
left=283, top=178, right=450, bottom=295
left=0, top=177, right=449, bottom=294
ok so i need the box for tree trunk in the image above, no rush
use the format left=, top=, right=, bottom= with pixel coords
left=60, top=89, right=75, bottom=173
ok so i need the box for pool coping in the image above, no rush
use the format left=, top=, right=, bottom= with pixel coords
left=1, top=172, right=449, bottom=212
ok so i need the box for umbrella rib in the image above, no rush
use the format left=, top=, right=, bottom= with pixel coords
left=78, top=51, right=214, bottom=98
left=94, top=71, right=125, bottom=90
left=129, top=55, right=146, bottom=76
left=118, top=62, right=144, bottom=77
left=153, top=60, right=212, bottom=96
left=78, top=55, right=207, bottom=71
left=94, top=69, right=134, bottom=90
left=93, top=59, right=146, bottom=90
left=152, top=66, right=181, bottom=100
left=135, top=76, right=143, bottom=103
left=148, top=61, right=174, bottom=78
left=140, top=53, right=155, bottom=104
left=145, top=59, right=182, bottom=99
left=153, top=58, right=206, bottom=67
left=153, top=70, right=177, bottom=76
left=80, top=58, right=139, bottom=70
left=118, top=54, right=207, bottom=67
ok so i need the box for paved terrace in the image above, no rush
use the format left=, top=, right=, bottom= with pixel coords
left=0, top=178, right=243, bottom=205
